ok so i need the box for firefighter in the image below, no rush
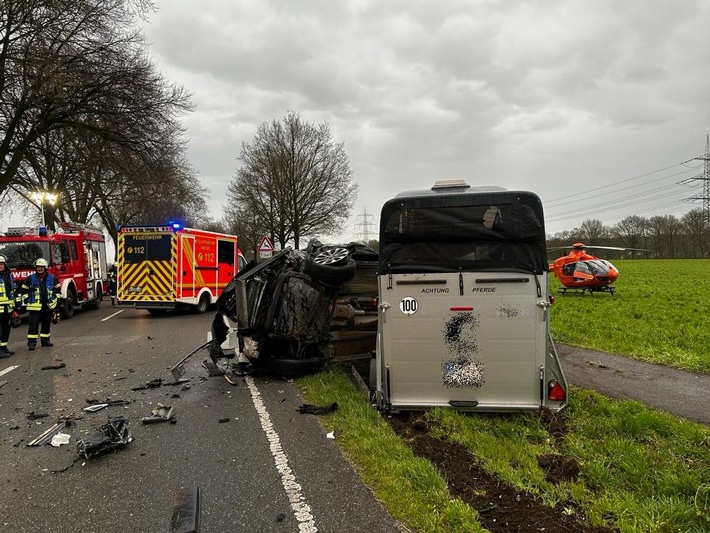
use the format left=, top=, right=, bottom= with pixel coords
left=108, top=263, right=117, bottom=305
left=0, top=255, right=17, bottom=357
left=17, top=258, right=60, bottom=351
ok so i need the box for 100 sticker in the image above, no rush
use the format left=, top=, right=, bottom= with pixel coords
left=399, top=297, right=418, bottom=315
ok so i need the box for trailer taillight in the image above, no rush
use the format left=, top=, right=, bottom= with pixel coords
left=548, top=379, right=566, bottom=401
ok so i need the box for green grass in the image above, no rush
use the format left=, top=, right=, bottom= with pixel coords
left=550, top=259, right=710, bottom=374
left=299, top=368, right=710, bottom=533
left=296, top=258, right=710, bottom=532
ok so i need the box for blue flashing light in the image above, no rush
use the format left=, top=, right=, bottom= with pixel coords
left=169, top=220, right=183, bottom=231
left=38, top=226, right=48, bottom=236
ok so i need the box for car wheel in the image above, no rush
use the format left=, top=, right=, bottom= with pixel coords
left=266, top=357, right=325, bottom=379
left=304, top=256, right=356, bottom=286
left=313, top=246, right=350, bottom=266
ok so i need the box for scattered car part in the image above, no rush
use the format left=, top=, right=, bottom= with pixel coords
left=170, top=486, right=201, bottom=533
left=76, top=415, right=133, bottom=459
left=141, top=403, right=175, bottom=424
left=40, top=363, right=66, bottom=370
left=170, top=340, right=212, bottom=381
left=297, top=402, right=338, bottom=415
left=27, top=418, right=76, bottom=447
left=50, top=432, right=70, bottom=447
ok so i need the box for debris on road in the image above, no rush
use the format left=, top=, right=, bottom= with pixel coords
left=170, top=486, right=201, bottom=533
left=131, top=378, right=163, bottom=391
left=41, top=362, right=66, bottom=370
left=50, top=432, right=71, bottom=447
left=141, top=403, right=175, bottom=424
left=76, top=415, right=133, bottom=459
left=297, top=402, right=338, bottom=415
left=83, top=404, right=108, bottom=413
left=27, top=412, right=49, bottom=420
left=27, top=418, right=76, bottom=447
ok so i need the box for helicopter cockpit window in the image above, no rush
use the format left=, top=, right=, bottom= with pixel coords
left=586, top=260, right=609, bottom=275
left=562, top=263, right=576, bottom=276
left=574, top=262, right=592, bottom=275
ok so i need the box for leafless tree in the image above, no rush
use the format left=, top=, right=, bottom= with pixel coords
left=229, top=112, right=357, bottom=249
left=0, top=0, right=189, bottom=194
left=576, top=218, right=608, bottom=244
left=612, top=215, right=647, bottom=254
left=222, top=198, right=267, bottom=261
left=681, top=209, right=708, bottom=258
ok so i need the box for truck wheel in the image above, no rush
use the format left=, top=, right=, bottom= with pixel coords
left=83, top=284, right=102, bottom=310
left=60, top=293, right=75, bottom=320
left=195, top=292, right=211, bottom=314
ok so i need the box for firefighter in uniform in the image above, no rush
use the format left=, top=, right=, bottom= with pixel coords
left=0, top=255, right=17, bottom=357
left=108, top=263, right=117, bottom=305
left=17, top=258, right=60, bottom=351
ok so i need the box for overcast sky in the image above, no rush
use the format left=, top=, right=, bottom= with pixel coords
left=139, top=0, right=710, bottom=243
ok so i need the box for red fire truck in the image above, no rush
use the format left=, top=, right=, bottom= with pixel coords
left=0, top=222, right=109, bottom=319
left=116, top=223, right=246, bottom=314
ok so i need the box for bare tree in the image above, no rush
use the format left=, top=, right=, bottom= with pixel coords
left=681, top=209, right=708, bottom=258
left=612, top=215, right=647, bottom=254
left=230, top=112, right=357, bottom=249
left=223, top=194, right=267, bottom=260
left=0, top=0, right=188, bottom=196
left=576, top=218, right=608, bottom=244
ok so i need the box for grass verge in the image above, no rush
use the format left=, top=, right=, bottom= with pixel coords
left=298, top=366, right=710, bottom=533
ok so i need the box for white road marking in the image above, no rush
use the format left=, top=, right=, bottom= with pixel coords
left=245, top=376, right=318, bottom=532
left=0, top=365, right=20, bottom=377
left=101, top=310, right=124, bottom=322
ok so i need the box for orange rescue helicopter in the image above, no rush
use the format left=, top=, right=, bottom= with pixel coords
left=548, top=243, right=649, bottom=295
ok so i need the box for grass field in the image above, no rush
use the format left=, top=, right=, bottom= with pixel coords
left=549, top=259, right=710, bottom=374
left=297, top=258, right=710, bottom=532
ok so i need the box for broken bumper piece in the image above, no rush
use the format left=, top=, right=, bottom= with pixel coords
left=76, top=415, right=134, bottom=459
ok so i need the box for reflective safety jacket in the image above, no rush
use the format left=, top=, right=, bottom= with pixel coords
left=0, top=271, right=14, bottom=310
left=18, top=273, right=60, bottom=311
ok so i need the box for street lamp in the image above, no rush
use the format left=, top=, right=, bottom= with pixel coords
left=31, top=191, right=58, bottom=227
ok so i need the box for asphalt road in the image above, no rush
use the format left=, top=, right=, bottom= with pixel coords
left=557, top=343, right=710, bottom=425
left=0, top=303, right=403, bottom=533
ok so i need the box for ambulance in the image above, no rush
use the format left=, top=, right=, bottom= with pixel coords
left=116, top=224, right=246, bottom=314
left=371, top=180, right=568, bottom=413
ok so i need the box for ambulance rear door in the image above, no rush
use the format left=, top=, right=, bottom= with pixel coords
left=118, top=231, right=176, bottom=304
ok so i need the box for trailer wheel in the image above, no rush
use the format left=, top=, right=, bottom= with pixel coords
left=369, top=355, right=377, bottom=393
left=60, top=291, right=75, bottom=320
left=195, top=292, right=211, bottom=314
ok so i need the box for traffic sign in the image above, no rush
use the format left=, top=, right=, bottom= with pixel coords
left=257, top=235, right=275, bottom=253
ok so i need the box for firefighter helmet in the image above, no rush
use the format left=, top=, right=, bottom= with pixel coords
left=34, top=258, right=49, bottom=268
left=0, top=255, right=6, bottom=263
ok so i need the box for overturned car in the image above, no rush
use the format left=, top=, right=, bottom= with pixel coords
left=211, top=240, right=378, bottom=377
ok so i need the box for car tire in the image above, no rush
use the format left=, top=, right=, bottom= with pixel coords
left=266, top=357, right=325, bottom=379
left=304, top=256, right=356, bottom=286
left=312, top=246, right=350, bottom=266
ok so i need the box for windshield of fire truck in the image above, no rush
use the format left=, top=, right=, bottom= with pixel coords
left=0, top=242, right=50, bottom=268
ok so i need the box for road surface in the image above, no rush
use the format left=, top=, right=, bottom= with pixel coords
left=0, top=304, right=403, bottom=532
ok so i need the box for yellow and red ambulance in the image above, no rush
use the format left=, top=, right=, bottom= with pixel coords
left=116, top=223, right=246, bottom=314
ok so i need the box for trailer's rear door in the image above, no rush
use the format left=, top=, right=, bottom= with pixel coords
left=380, top=272, right=544, bottom=410
left=118, top=232, right=176, bottom=303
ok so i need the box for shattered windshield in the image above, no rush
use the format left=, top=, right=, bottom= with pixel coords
left=0, top=242, right=50, bottom=268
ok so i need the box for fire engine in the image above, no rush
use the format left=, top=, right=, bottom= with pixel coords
left=116, top=223, right=246, bottom=314
left=0, top=223, right=108, bottom=319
